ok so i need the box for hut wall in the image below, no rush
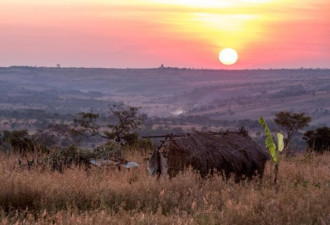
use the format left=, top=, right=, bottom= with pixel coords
left=165, top=131, right=269, bottom=180
left=167, top=143, right=193, bottom=177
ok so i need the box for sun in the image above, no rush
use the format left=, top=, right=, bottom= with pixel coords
left=219, top=48, right=238, bottom=65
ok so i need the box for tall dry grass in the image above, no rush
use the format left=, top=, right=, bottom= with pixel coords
left=0, top=151, right=329, bottom=225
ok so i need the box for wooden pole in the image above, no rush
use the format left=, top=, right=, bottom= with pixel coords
left=142, top=131, right=229, bottom=139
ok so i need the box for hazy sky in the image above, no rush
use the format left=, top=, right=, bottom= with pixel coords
left=0, top=0, right=329, bottom=69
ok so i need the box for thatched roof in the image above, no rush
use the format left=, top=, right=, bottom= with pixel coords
left=165, top=129, right=270, bottom=180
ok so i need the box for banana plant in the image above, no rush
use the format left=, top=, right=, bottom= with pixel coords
left=259, top=117, right=284, bottom=183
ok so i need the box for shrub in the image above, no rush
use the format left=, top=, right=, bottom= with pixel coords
left=42, top=145, right=94, bottom=172
left=303, top=126, right=330, bottom=153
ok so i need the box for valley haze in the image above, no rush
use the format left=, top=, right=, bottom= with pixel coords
left=0, top=67, right=329, bottom=134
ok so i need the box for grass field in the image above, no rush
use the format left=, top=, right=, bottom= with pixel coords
left=0, top=151, right=329, bottom=225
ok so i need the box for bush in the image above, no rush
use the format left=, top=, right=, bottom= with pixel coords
left=122, top=133, right=153, bottom=150
left=93, top=141, right=123, bottom=159
left=43, top=142, right=126, bottom=172
left=303, top=127, right=330, bottom=153
left=42, top=145, right=94, bottom=172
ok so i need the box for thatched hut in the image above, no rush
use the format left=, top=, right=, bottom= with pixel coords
left=148, top=129, right=270, bottom=181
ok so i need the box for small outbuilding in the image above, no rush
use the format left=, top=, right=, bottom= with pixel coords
left=147, top=128, right=270, bottom=181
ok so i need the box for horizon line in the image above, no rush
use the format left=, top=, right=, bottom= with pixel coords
left=0, top=65, right=329, bottom=71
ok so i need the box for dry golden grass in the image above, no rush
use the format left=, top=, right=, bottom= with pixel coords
left=0, top=151, right=329, bottom=225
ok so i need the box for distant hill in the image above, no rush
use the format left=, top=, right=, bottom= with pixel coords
left=0, top=67, right=329, bottom=126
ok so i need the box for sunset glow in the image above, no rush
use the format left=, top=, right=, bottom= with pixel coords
left=0, top=0, right=329, bottom=68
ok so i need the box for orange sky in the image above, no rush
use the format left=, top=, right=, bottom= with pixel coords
left=0, top=0, right=329, bottom=69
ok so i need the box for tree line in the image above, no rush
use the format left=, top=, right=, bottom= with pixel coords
left=0, top=104, right=329, bottom=172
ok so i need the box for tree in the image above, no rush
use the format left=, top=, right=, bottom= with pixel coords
left=73, top=103, right=143, bottom=144
left=36, top=123, right=79, bottom=147
left=104, top=103, right=142, bottom=143
left=73, top=112, right=100, bottom=138
left=274, top=111, right=311, bottom=155
left=303, top=127, right=330, bottom=153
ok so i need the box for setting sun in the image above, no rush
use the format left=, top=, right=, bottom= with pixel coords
left=219, top=48, right=238, bottom=65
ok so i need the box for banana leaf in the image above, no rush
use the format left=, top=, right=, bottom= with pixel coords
left=259, top=117, right=277, bottom=163
left=277, top=133, right=284, bottom=152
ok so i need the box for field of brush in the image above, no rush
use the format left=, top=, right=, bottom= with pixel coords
left=0, top=151, right=329, bottom=225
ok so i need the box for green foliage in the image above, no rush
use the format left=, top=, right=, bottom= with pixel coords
left=135, top=138, right=153, bottom=150
left=0, top=130, right=44, bottom=169
left=43, top=141, right=130, bottom=172
left=0, top=130, right=37, bottom=155
left=259, top=117, right=277, bottom=163
left=93, top=141, right=122, bottom=159
left=277, top=133, right=284, bottom=152
left=122, top=133, right=153, bottom=149
left=303, top=127, right=330, bottom=153
left=259, top=117, right=286, bottom=183
left=122, top=133, right=139, bottom=146
left=43, top=145, right=94, bottom=173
